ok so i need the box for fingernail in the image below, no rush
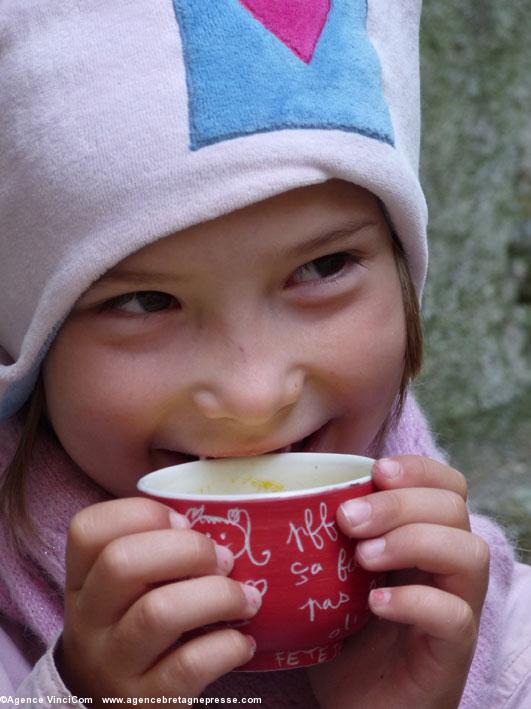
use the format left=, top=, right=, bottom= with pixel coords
left=370, top=588, right=391, bottom=606
left=241, top=583, right=263, bottom=613
left=358, top=537, right=386, bottom=560
left=168, top=510, right=190, bottom=529
left=376, top=458, right=401, bottom=479
left=340, top=500, right=372, bottom=527
left=245, top=635, right=257, bottom=655
left=215, top=544, right=234, bottom=574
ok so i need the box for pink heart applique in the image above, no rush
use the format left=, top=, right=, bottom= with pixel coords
left=239, top=0, right=331, bottom=64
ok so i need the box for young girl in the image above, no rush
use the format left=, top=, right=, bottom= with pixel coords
left=0, top=1, right=530, bottom=707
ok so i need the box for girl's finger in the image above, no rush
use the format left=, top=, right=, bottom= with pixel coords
left=356, top=524, right=490, bottom=614
left=338, top=487, right=470, bottom=539
left=371, top=456, right=468, bottom=500
left=66, top=497, right=189, bottom=591
left=78, top=529, right=234, bottom=624
left=369, top=584, right=477, bottom=668
left=143, top=628, right=256, bottom=698
left=111, top=575, right=262, bottom=675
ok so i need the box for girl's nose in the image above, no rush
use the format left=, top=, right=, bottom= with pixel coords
left=191, top=357, right=305, bottom=426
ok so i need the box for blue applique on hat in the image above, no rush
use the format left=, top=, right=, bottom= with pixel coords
left=172, top=0, right=394, bottom=150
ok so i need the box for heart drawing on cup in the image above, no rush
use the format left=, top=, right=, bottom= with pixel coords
left=243, top=578, right=269, bottom=597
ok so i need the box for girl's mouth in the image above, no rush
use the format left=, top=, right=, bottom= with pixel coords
left=156, top=421, right=330, bottom=466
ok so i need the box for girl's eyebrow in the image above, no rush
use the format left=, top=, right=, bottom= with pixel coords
left=94, top=270, right=190, bottom=288
left=284, top=218, right=378, bottom=258
left=94, top=219, right=377, bottom=288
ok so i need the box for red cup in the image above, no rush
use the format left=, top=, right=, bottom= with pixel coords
left=137, top=452, right=381, bottom=671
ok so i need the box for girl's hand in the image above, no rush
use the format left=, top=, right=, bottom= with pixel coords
left=57, top=498, right=260, bottom=704
left=308, top=456, right=489, bottom=709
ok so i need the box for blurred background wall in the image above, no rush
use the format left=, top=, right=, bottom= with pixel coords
left=417, top=2, right=531, bottom=561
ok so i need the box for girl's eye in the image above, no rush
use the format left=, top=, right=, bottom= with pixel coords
left=289, top=252, right=358, bottom=285
left=99, top=291, right=179, bottom=314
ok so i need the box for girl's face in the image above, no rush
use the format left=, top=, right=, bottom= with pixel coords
left=43, top=180, right=406, bottom=497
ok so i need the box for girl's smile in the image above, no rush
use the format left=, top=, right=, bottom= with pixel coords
left=42, top=180, right=406, bottom=497
left=155, top=418, right=330, bottom=465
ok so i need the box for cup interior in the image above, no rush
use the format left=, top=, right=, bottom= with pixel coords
left=137, top=452, right=373, bottom=500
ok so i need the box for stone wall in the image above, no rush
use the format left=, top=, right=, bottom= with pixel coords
left=417, top=2, right=531, bottom=560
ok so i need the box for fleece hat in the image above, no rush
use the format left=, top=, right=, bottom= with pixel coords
left=0, top=0, right=427, bottom=419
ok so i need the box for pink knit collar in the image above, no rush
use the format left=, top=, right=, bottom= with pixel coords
left=0, top=417, right=110, bottom=646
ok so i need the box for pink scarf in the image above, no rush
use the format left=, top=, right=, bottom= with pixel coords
left=0, top=394, right=515, bottom=707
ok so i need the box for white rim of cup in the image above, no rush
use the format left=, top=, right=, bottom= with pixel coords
left=136, top=452, right=374, bottom=502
